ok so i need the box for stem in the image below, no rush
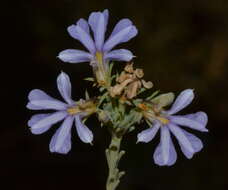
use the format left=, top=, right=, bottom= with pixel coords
left=106, top=133, right=125, bottom=190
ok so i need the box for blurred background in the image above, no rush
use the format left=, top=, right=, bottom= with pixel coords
left=3, top=0, right=228, bottom=189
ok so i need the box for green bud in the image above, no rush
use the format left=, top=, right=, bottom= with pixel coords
left=151, top=92, right=175, bottom=108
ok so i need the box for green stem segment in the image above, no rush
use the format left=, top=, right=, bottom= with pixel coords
left=106, top=133, right=125, bottom=190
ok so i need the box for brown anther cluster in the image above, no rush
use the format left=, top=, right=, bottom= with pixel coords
left=109, top=63, right=153, bottom=99
left=138, top=103, right=149, bottom=111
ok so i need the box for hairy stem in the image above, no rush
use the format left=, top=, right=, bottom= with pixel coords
left=106, top=133, right=125, bottom=190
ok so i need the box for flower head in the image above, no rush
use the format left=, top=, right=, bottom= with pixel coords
left=58, top=10, right=138, bottom=86
left=58, top=9, right=137, bottom=65
left=27, top=72, right=96, bottom=154
left=137, top=89, right=208, bottom=166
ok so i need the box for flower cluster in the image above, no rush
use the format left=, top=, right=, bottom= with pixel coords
left=27, top=9, right=208, bottom=174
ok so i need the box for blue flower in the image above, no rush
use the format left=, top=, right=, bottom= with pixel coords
left=137, top=89, right=208, bottom=166
left=27, top=72, right=95, bottom=154
left=58, top=9, right=138, bottom=65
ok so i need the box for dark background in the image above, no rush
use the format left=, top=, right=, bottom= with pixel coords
left=3, top=0, right=228, bottom=189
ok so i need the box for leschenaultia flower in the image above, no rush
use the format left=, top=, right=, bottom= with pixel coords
left=27, top=72, right=96, bottom=154
left=58, top=9, right=137, bottom=65
left=58, top=9, right=138, bottom=86
left=137, top=89, right=208, bottom=166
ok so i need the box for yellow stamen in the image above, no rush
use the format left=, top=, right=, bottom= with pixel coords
left=157, top=116, right=170, bottom=124
left=94, top=52, right=108, bottom=86
left=67, top=106, right=81, bottom=115
left=67, top=100, right=97, bottom=116
left=96, top=52, right=103, bottom=63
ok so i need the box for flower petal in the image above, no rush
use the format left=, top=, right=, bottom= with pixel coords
left=27, top=89, right=68, bottom=110
left=180, top=129, right=203, bottom=158
left=103, top=19, right=138, bottom=52
left=102, top=9, right=109, bottom=28
left=28, top=114, right=52, bottom=134
left=49, top=116, right=74, bottom=154
left=104, top=49, right=134, bottom=62
left=77, top=18, right=90, bottom=34
left=169, top=123, right=196, bottom=158
left=137, top=122, right=160, bottom=143
left=58, top=49, right=93, bottom=63
left=30, top=111, right=67, bottom=133
left=75, top=115, right=93, bottom=143
left=89, top=11, right=106, bottom=51
left=166, top=89, right=194, bottom=115
left=153, top=126, right=177, bottom=166
left=57, top=72, right=74, bottom=105
left=67, top=21, right=95, bottom=54
left=169, top=111, right=208, bottom=132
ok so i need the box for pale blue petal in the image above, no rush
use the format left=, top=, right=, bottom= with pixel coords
left=169, top=123, right=195, bottom=158
left=161, top=126, right=171, bottom=164
left=30, top=111, right=67, bottom=134
left=166, top=89, right=194, bottom=115
left=67, top=24, right=95, bottom=54
left=169, top=111, right=208, bottom=132
left=137, top=122, right=160, bottom=143
left=27, top=89, right=68, bottom=110
left=104, top=49, right=134, bottom=61
left=49, top=116, right=74, bottom=154
left=28, top=113, right=52, bottom=134
left=77, top=18, right=90, bottom=34
left=103, top=19, right=138, bottom=52
left=180, top=129, right=203, bottom=158
left=102, top=9, right=109, bottom=28
left=57, top=72, right=74, bottom=105
left=58, top=49, right=93, bottom=63
left=75, top=115, right=93, bottom=143
left=89, top=12, right=106, bottom=51
left=153, top=126, right=177, bottom=166
left=184, top=111, right=208, bottom=129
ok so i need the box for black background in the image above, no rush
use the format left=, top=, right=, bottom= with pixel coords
left=3, top=0, right=228, bottom=189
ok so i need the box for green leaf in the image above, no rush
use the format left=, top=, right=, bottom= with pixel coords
left=109, top=62, right=114, bottom=75
left=98, top=92, right=108, bottom=106
left=85, top=90, right=90, bottom=100
left=84, top=77, right=94, bottom=82
left=151, top=92, right=175, bottom=108
left=99, top=87, right=105, bottom=92
left=146, top=90, right=160, bottom=100
left=137, top=87, right=146, bottom=95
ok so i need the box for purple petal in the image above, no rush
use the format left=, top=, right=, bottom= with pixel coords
left=28, top=114, right=52, bottom=134
left=153, top=126, right=177, bottom=166
left=137, top=122, right=160, bottom=143
left=104, top=49, right=134, bottom=62
left=77, top=18, right=90, bottom=34
left=103, top=18, right=138, bottom=52
left=27, top=89, right=68, bottom=110
left=169, top=123, right=196, bottom=158
left=58, top=49, right=93, bottom=63
left=166, top=89, right=194, bottom=115
left=89, top=11, right=106, bottom=51
left=180, top=129, right=203, bottom=158
left=184, top=111, right=208, bottom=128
left=49, top=116, right=74, bottom=154
left=57, top=72, right=74, bottom=105
left=30, top=111, right=67, bottom=134
left=169, top=111, right=208, bottom=132
left=102, top=9, right=109, bottom=28
left=75, top=115, right=93, bottom=143
left=67, top=23, right=95, bottom=54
